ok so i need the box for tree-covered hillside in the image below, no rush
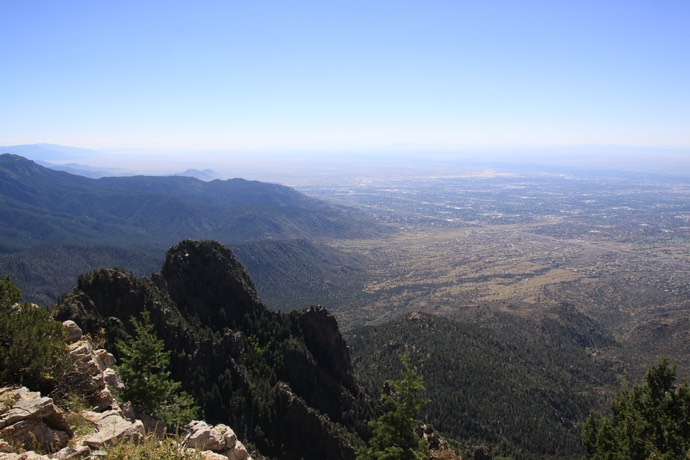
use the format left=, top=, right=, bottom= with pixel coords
left=0, top=153, right=386, bottom=251
left=53, top=240, right=374, bottom=460
left=346, top=310, right=622, bottom=459
left=0, top=153, right=388, bottom=304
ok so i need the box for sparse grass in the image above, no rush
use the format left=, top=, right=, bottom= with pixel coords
left=0, top=392, right=19, bottom=412
left=58, top=392, right=88, bottom=412
left=65, top=410, right=95, bottom=445
left=103, top=434, right=202, bottom=460
left=0, top=433, right=27, bottom=454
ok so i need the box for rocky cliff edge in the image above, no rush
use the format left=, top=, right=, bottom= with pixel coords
left=0, top=320, right=252, bottom=460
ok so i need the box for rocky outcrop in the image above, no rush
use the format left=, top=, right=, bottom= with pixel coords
left=0, top=452, right=52, bottom=459
left=266, top=383, right=357, bottom=460
left=0, top=323, right=129, bottom=456
left=1, top=320, right=253, bottom=460
left=284, top=306, right=359, bottom=421
left=183, top=421, right=251, bottom=460
left=62, top=321, right=82, bottom=344
left=160, top=240, right=261, bottom=325
left=0, top=387, right=72, bottom=453
left=80, top=410, right=144, bottom=448
left=0, top=388, right=251, bottom=459
left=300, top=306, right=357, bottom=393
left=64, top=338, right=117, bottom=412
left=54, top=239, right=368, bottom=460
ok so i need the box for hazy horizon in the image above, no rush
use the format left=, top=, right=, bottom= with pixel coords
left=2, top=1, right=689, bottom=155
left=3, top=142, right=690, bottom=186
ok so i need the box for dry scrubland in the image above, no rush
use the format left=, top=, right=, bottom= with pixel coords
left=300, top=173, right=690, bottom=377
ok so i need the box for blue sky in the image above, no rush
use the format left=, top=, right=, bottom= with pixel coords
left=2, top=1, right=689, bottom=152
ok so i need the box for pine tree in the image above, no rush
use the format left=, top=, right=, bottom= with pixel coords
left=116, top=310, right=198, bottom=430
left=358, top=351, right=430, bottom=460
left=0, top=275, right=70, bottom=391
left=582, top=357, right=690, bottom=459
left=0, top=275, right=21, bottom=307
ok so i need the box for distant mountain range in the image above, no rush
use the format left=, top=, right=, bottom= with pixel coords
left=34, top=161, right=125, bottom=179
left=0, top=153, right=384, bottom=250
left=0, top=144, right=222, bottom=179
left=170, top=168, right=220, bottom=181
left=0, top=143, right=104, bottom=162
left=0, top=153, right=387, bottom=304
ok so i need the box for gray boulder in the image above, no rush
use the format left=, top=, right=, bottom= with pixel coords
left=184, top=421, right=252, bottom=460
left=0, top=387, right=71, bottom=453
left=81, top=410, right=144, bottom=448
left=62, top=320, right=83, bottom=343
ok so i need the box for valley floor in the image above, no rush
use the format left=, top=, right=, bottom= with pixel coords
left=327, top=223, right=690, bottom=379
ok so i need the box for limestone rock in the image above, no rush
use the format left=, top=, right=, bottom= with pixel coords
left=65, top=340, right=115, bottom=411
left=184, top=421, right=235, bottom=451
left=52, top=444, right=91, bottom=459
left=62, top=320, right=83, bottom=343
left=119, top=402, right=135, bottom=421
left=0, top=451, right=51, bottom=459
left=0, top=439, right=12, bottom=453
left=0, top=419, right=69, bottom=453
left=102, top=368, right=124, bottom=392
left=184, top=421, right=251, bottom=460
left=225, top=440, right=251, bottom=460
left=90, top=388, right=115, bottom=413
left=1, top=387, right=56, bottom=429
left=95, top=350, right=116, bottom=368
left=200, top=452, right=228, bottom=460
left=0, top=387, right=71, bottom=453
left=81, top=410, right=144, bottom=448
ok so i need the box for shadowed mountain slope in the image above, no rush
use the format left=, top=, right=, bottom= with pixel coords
left=54, top=239, right=372, bottom=460
left=0, top=153, right=386, bottom=305
left=232, top=238, right=372, bottom=311
left=0, top=153, right=385, bottom=251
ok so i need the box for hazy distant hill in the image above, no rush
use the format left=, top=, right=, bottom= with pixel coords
left=0, top=143, right=103, bottom=162
left=0, top=153, right=387, bottom=303
left=36, top=161, right=123, bottom=179
left=171, top=168, right=220, bottom=181
left=0, top=154, right=384, bottom=250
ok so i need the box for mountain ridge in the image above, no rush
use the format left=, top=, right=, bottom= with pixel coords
left=53, top=239, right=371, bottom=460
left=0, top=153, right=387, bottom=250
left=0, top=154, right=388, bottom=304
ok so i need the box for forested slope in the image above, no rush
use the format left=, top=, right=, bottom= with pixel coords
left=53, top=240, right=373, bottom=460
left=346, top=309, right=621, bottom=459
left=0, top=153, right=387, bottom=304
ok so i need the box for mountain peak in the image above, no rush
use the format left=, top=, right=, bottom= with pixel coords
left=1, top=152, right=40, bottom=169
left=54, top=239, right=366, bottom=459
left=160, top=240, right=261, bottom=327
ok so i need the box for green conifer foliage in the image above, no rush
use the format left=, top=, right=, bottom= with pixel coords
left=0, top=275, right=21, bottom=307
left=358, top=352, right=430, bottom=460
left=582, top=357, right=690, bottom=459
left=0, top=275, right=70, bottom=391
left=116, top=311, right=198, bottom=430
